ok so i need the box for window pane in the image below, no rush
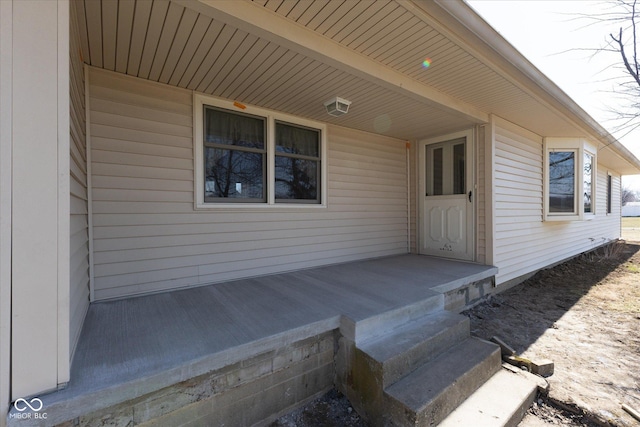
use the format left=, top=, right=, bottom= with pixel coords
left=583, top=153, right=593, bottom=213
left=205, top=147, right=264, bottom=201
left=205, top=107, right=265, bottom=149
left=453, top=143, right=465, bottom=195
left=432, top=147, right=443, bottom=196
left=607, top=174, right=612, bottom=214
left=275, top=156, right=318, bottom=201
left=275, top=122, right=319, bottom=157
left=549, top=151, right=575, bottom=213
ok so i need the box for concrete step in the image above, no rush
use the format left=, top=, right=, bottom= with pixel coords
left=438, top=368, right=540, bottom=427
left=384, top=337, right=501, bottom=427
left=345, top=294, right=444, bottom=345
left=358, top=311, right=470, bottom=387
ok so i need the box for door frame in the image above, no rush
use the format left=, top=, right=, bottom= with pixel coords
left=418, top=128, right=475, bottom=261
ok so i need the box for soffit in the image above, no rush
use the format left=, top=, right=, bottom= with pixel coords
left=75, top=0, right=585, bottom=141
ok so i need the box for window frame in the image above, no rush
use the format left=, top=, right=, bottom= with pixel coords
left=606, top=172, right=613, bottom=215
left=194, top=94, right=327, bottom=209
left=543, top=138, right=597, bottom=221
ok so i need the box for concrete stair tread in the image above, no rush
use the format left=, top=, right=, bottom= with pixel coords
left=349, top=294, right=444, bottom=345
left=438, top=368, right=539, bottom=427
left=359, top=311, right=468, bottom=362
left=357, top=311, right=470, bottom=387
left=384, top=337, right=501, bottom=426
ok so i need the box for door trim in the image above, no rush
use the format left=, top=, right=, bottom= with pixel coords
left=418, top=129, right=475, bottom=261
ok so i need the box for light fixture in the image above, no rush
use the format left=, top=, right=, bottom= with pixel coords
left=324, top=97, right=351, bottom=117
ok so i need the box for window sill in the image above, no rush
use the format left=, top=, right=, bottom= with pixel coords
left=544, top=213, right=595, bottom=222
left=195, top=202, right=327, bottom=211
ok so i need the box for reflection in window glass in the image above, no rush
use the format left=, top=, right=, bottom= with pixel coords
left=432, top=147, right=443, bottom=196
left=584, top=153, right=593, bottom=213
left=275, top=122, right=320, bottom=203
left=205, top=148, right=264, bottom=200
left=607, top=174, right=612, bottom=214
left=453, top=143, right=465, bottom=195
left=203, top=107, right=266, bottom=202
left=549, top=151, right=575, bottom=213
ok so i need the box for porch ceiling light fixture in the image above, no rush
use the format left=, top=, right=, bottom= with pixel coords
left=324, top=97, right=351, bottom=117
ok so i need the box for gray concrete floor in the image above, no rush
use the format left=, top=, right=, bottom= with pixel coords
left=39, top=254, right=496, bottom=416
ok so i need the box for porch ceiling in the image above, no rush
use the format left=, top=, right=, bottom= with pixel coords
left=74, top=0, right=604, bottom=142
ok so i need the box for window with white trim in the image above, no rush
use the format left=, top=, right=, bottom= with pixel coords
left=606, top=173, right=613, bottom=214
left=544, top=138, right=596, bottom=221
left=194, top=94, right=326, bottom=208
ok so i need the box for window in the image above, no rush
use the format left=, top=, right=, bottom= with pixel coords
left=544, top=138, right=596, bottom=221
left=583, top=152, right=594, bottom=213
left=607, top=173, right=612, bottom=214
left=275, top=121, right=320, bottom=203
left=425, top=138, right=466, bottom=196
left=204, top=107, right=266, bottom=202
left=548, top=150, right=576, bottom=214
left=194, top=94, right=326, bottom=208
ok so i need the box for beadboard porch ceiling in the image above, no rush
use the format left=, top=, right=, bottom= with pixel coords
left=75, top=0, right=593, bottom=142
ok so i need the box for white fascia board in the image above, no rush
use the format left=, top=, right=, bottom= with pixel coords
left=425, top=0, right=640, bottom=174
left=176, top=0, right=489, bottom=125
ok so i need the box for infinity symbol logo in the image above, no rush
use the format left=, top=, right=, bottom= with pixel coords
left=14, top=398, right=43, bottom=412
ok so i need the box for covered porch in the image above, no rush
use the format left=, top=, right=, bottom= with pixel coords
left=15, top=254, right=496, bottom=426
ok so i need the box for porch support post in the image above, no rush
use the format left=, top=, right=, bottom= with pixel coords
left=484, top=115, right=496, bottom=266
left=10, top=0, right=70, bottom=399
left=0, top=0, right=13, bottom=423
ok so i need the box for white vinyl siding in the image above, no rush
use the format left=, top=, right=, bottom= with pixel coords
left=493, top=118, right=621, bottom=285
left=89, top=68, right=408, bottom=300
left=69, top=3, right=89, bottom=360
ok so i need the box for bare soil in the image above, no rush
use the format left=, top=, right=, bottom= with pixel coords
left=272, top=239, right=640, bottom=426
left=465, top=240, right=640, bottom=426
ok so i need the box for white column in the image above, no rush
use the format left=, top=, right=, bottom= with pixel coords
left=0, top=0, right=14, bottom=422
left=10, top=0, right=70, bottom=400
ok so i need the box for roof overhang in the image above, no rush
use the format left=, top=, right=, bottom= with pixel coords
left=75, top=0, right=640, bottom=174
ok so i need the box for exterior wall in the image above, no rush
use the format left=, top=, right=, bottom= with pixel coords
left=69, top=0, right=89, bottom=362
left=8, top=0, right=71, bottom=399
left=0, top=1, right=13, bottom=423
left=88, top=67, right=408, bottom=301
left=622, top=202, right=640, bottom=217
left=492, top=117, right=622, bottom=285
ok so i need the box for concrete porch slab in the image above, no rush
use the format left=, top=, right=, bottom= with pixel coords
left=9, top=254, right=496, bottom=426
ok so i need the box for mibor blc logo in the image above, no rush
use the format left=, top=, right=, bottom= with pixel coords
left=9, top=397, right=47, bottom=420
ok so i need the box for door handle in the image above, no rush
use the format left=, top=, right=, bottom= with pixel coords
left=468, top=190, right=473, bottom=202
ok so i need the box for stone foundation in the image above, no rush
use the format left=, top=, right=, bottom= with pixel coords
left=443, top=277, right=495, bottom=312
left=55, top=332, right=336, bottom=427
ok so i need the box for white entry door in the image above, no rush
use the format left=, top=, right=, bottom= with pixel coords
left=419, top=130, right=474, bottom=261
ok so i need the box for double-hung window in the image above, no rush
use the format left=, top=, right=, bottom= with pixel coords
left=275, top=121, right=321, bottom=203
left=544, top=138, right=596, bottom=221
left=195, top=94, right=326, bottom=208
left=203, top=106, right=266, bottom=202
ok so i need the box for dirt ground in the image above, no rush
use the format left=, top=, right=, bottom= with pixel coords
left=272, top=237, right=640, bottom=426
left=466, top=239, right=640, bottom=427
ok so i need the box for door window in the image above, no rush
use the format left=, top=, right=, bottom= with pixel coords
left=426, top=137, right=466, bottom=196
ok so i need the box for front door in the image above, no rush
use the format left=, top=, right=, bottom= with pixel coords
left=419, top=130, right=474, bottom=261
